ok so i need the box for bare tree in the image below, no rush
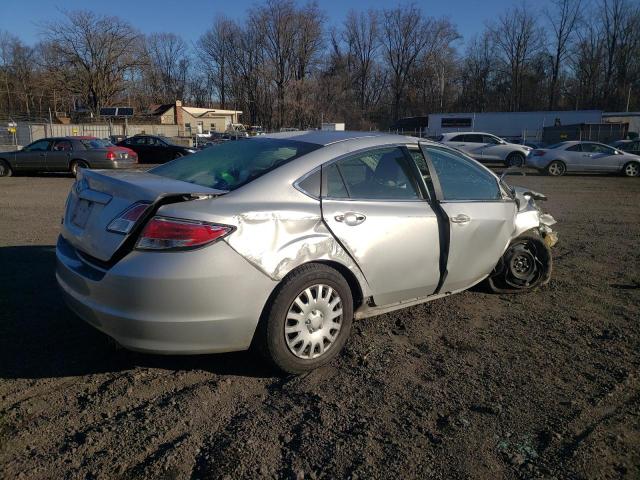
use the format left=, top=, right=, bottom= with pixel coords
left=544, top=0, right=582, bottom=109
left=489, top=3, right=545, bottom=111
left=198, top=16, right=236, bottom=108
left=42, top=10, right=142, bottom=113
left=251, top=0, right=298, bottom=127
left=144, top=33, right=190, bottom=103
left=380, top=5, right=432, bottom=120
left=343, top=10, right=380, bottom=113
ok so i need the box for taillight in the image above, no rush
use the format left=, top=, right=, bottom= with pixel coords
left=532, top=150, right=546, bottom=156
left=136, top=217, right=232, bottom=250
left=107, top=202, right=150, bottom=234
left=106, top=151, right=117, bottom=161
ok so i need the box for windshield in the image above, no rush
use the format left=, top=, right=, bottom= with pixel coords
left=81, top=139, right=114, bottom=149
left=150, top=138, right=320, bottom=191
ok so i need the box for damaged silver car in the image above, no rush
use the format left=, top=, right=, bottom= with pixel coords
left=56, top=131, right=557, bottom=373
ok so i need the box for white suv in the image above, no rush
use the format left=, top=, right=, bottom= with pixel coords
left=439, top=132, right=531, bottom=167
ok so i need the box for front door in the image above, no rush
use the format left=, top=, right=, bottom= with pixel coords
left=13, top=139, right=51, bottom=171
left=419, top=144, right=516, bottom=293
left=320, top=146, right=441, bottom=306
left=581, top=143, right=623, bottom=172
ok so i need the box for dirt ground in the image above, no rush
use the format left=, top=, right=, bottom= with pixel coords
left=0, top=171, right=638, bottom=480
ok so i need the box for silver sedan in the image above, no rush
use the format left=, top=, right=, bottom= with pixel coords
left=526, top=141, right=640, bottom=177
left=56, top=131, right=557, bottom=373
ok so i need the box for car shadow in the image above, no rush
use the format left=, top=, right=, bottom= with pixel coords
left=0, top=245, right=274, bottom=380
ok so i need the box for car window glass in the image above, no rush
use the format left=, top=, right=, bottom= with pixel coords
left=332, top=147, right=421, bottom=200
left=24, top=140, right=50, bottom=152
left=132, top=137, right=147, bottom=145
left=52, top=140, right=72, bottom=151
left=590, top=144, right=614, bottom=154
left=450, top=135, right=465, bottom=142
left=483, top=135, right=499, bottom=144
left=465, top=134, right=484, bottom=143
left=324, top=163, right=348, bottom=198
left=566, top=144, right=582, bottom=152
left=408, top=149, right=433, bottom=200
left=152, top=138, right=320, bottom=191
left=297, top=170, right=321, bottom=198
left=422, top=146, right=501, bottom=201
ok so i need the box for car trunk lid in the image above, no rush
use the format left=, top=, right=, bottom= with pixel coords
left=62, top=169, right=225, bottom=262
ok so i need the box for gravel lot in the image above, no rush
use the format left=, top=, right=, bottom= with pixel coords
left=0, top=171, right=638, bottom=479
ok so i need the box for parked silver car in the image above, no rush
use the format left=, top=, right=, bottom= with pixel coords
left=439, top=131, right=532, bottom=167
left=56, top=131, right=557, bottom=373
left=527, top=141, right=640, bottom=177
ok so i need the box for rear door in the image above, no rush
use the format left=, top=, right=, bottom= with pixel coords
left=418, top=144, right=516, bottom=293
left=47, top=139, right=73, bottom=171
left=13, top=139, right=51, bottom=171
left=320, top=146, right=441, bottom=306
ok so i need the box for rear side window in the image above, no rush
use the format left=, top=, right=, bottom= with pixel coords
left=52, top=140, right=73, bottom=151
left=422, top=146, right=501, bottom=201
left=151, top=138, right=320, bottom=191
left=566, top=144, right=582, bottom=152
left=325, top=147, right=422, bottom=200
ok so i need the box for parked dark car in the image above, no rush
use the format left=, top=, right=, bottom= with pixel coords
left=611, top=139, right=640, bottom=156
left=117, top=135, right=195, bottom=163
left=0, top=136, right=138, bottom=177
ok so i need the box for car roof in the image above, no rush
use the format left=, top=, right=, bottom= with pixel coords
left=263, top=130, right=420, bottom=146
left=442, top=131, right=493, bottom=136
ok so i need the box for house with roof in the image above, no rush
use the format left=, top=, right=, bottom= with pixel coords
left=146, top=100, right=242, bottom=136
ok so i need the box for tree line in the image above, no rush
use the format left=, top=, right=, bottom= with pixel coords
left=1, top=0, right=639, bottom=130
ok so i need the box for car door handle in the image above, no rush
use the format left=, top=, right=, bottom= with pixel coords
left=582, top=154, right=593, bottom=157
left=450, top=214, right=471, bottom=224
left=335, top=212, right=366, bottom=226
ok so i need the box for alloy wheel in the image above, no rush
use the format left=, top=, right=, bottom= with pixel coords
left=548, top=161, right=565, bottom=176
left=624, top=162, right=639, bottom=177
left=284, top=284, right=343, bottom=359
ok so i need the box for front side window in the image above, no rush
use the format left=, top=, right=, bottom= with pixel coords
left=24, top=140, right=51, bottom=151
left=327, top=147, right=422, bottom=200
left=583, top=143, right=614, bottom=154
left=152, top=138, right=320, bottom=191
left=483, top=135, right=500, bottom=144
left=421, top=146, right=501, bottom=201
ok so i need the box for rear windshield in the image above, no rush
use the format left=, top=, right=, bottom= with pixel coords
left=81, top=139, right=114, bottom=149
left=547, top=142, right=568, bottom=149
left=150, top=138, right=320, bottom=191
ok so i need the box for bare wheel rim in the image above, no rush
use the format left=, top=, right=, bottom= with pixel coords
left=284, top=284, right=343, bottom=360
left=625, top=163, right=639, bottom=177
left=549, top=162, right=564, bottom=176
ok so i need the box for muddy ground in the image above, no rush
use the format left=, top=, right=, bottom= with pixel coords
left=0, top=172, right=638, bottom=480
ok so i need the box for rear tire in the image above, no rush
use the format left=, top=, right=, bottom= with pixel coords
left=255, top=263, right=353, bottom=374
left=70, top=160, right=88, bottom=177
left=622, top=161, right=639, bottom=177
left=546, top=160, right=566, bottom=176
left=506, top=152, right=525, bottom=168
left=0, top=160, right=12, bottom=177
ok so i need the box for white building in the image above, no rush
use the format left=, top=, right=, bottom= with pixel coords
left=425, top=110, right=603, bottom=140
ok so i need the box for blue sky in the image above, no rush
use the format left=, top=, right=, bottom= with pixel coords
left=1, top=0, right=551, bottom=47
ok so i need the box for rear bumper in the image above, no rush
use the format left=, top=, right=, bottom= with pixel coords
left=55, top=235, right=277, bottom=354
